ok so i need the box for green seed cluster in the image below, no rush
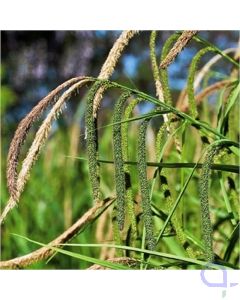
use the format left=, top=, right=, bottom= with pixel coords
left=150, top=31, right=161, bottom=90
left=159, top=33, right=179, bottom=106
left=86, top=81, right=108, bottom=202
left=137, top=118, right=155, bottom=250
left=155, top=122, right=167, bottom=161
left=122, top=98, right=142, bottom=239
left=199, top=145, right=219, bottom=262
left=187, top=46, right=215, bottom=119
left=112, top=206, right=124, bottom=256
left=113, top=91, right=132, bottom=230
left=159, top=33, right=182, bottom=153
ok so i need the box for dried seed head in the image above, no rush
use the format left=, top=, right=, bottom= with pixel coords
left=160, top=31, right=198, bottom=69
left=2, top=77, right=91, bottom=223
left=6, top=76, right=85, bottom=200
left=93, top=31, right=138, bottom=117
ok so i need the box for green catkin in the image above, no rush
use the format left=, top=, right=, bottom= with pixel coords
left=187, top=46, right=216, bottom=119
left=155, top=122, right=168, bottom=161
left=199, top=145, right=219, bottom=262
left=150, top=31, right=162, bottom=99
left=159, top=33, right=182, bottom=155
left=137, top=118, right=155, bottom=250
left=214, top=148, right=229, bottom=164
left=86, top=81, right=109, bottom=202
left=122, top=98, right=142, bottom=239
left=150, top=31, right=159, bottom=79
left=159, top=33, right=179, bottom=106
left=112, top=206, right=124, bottom=256
left=113, top=91, right=132, bottom=230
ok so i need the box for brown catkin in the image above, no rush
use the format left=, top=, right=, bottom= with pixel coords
left=1, top=78, right=91, bottom=224
left=160, top=31, right=198, bottom=69
left=93, top=31, right=138, bottom=117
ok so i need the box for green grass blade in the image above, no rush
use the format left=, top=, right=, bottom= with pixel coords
left=11, top=234, right=131, bottom=270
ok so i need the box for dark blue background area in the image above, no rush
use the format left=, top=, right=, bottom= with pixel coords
left=1, top=31, right=239, bottom=124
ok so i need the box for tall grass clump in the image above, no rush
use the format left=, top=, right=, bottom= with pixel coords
left=1, top=31, right=239, bottom=270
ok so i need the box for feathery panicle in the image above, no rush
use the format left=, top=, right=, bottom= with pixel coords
left=6, top=76, right=87, bottom=201
left=113, top=91, right=132, bottom=230
left=187, top=47, right=215, bottom=118
left=137, top=118, right=155, bottom=250
left=160, top=31, right=198, bottom=69
left=199, top=145, right=219, bottom=262
left=93, top=31, right=138, bottom=117
left=1, top=78, right=91, bottom=224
